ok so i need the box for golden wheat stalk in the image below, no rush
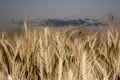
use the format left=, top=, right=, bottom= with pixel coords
left=58, top=58, right=63, bottom=80
left=23, top=20, right=28, bottom=34
left=68, top=68, right=73, bottom=80
left=7, top=75, right=12, bottom=80
left=81, top=51, right=87, bottom=80
left=94, top=60, right=109, bottom=80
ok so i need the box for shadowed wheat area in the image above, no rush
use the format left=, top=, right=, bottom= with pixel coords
left=0, top=20, right=120, bottom=80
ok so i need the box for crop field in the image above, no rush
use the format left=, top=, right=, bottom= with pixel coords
left=0, top=18, right=120, bottom=80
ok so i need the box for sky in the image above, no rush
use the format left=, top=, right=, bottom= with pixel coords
left=0, top=0, right=120, bottom=20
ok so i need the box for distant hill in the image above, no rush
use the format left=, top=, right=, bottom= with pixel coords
left=40, top=18, right=106, bottom=26
left=11, top=18, right=106, bottom=27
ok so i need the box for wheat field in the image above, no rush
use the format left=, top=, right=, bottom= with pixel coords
left=0, top=18, right=120, bottom=80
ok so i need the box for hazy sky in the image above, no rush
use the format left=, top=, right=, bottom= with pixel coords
left=0, top=0, right=120, bottom=20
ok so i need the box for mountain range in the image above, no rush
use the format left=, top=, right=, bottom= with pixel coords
left=12, top=18, right=106, bottom=27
